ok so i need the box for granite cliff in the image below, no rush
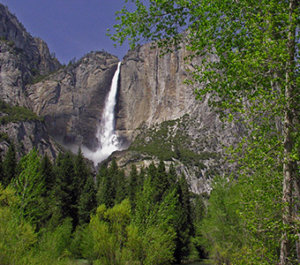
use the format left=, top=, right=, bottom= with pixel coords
left=112, top=43, right=239, bottom=193
left=0, top=4, right=119, bottom=158
left=0, top=4, right=60, bottom=106
left=0, top=4, right=61, bottom=159
left=26, top=52, right=119, bottom=150
left=0, top=4, right=240, bottom=193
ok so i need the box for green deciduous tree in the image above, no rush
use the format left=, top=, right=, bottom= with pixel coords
left=13, top=149, right=46, bottom=226
left=27, top=218, right=73, bottom=265
left=111, top=1, right=299, bottom=263
left=81, top=200, right=131, bottom=265
left=133, top=177, right=177, bottom=264
left=0, top=184, right=37, bottom=264
left=199, top=177, right=243, bottom=264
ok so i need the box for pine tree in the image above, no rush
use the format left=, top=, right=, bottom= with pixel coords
left=153, top=161, right=169, bottom=202
left=74, top=148, right=89, bottom=195
left=138, top=167, right=145, bottom=187
left=3, top=143, right=16, bottom=186
left=0, top=156, right=4, bottom=185
left=78, top=174, right=96, bottom=225
left=55, top=152, right=78, bottom=227
left=115, top=169, right=127, bottom=204
left=40, top=154, right=55, bottom=196
left=168, top=163, right=177, bottom=187
left=128, top=164, right=138, bottom=208
left=173, top=175, right=193, bottom=263
left=97, top=161, right=117, bottom=208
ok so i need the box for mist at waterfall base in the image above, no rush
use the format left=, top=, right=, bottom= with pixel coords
left=82, top=62, right=122, bottom=166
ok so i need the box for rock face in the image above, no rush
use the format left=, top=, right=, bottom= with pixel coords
left=115, top=44, right=240, bottom=193
left=0, top=4, right=121, bottom=158
left=116, top=43, right=200, bottom=140
left=0, top=3, right=61, bottom=158
left=26, top=52, right=119, bottom=149
left=0, top=4, right=60, bottom=106
left=0, top=120, right=61, bottom=160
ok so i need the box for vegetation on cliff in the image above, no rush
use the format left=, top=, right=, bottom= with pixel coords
left=130, top=115, right=219, bottom=169
left=0, top=100, right=43, bottom=124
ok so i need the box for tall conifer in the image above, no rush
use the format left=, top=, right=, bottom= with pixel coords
left=78, top=174, right=96, bottom=224
left=3, top=144, right=16, bottom=186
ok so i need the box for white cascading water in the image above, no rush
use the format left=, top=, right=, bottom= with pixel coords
left=83, top=62, right=121, bottom=165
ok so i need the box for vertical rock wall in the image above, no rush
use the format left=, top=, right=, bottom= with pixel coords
left=26, top=52, right=119, bottom=149
left=116, top=43, right=200, bottom=141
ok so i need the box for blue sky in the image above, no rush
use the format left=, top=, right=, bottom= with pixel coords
left=0, top=0, right=131, bottom=64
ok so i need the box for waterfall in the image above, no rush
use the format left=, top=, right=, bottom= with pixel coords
left=83, top=62, right=121, bottom=165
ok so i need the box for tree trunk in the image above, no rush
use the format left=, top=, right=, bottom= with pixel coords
left=294, top=171, right=300, bottom=263
left=279, top=0, right=297, bottom=264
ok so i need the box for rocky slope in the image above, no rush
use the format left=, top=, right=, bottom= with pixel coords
left=0, top=100, right=61, bottom=160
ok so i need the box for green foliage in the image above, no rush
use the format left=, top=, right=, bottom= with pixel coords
left=27, top=219, right=73, bottom=265
left=199, top=177, right=243, bottom=264
left=111, top=0, right=299, bottom=263
left=0, top=146, right=201, bottom=264
left=96, top=159, right=127, bottom=208
left=133, top=178, right=177, bottom=265
left=96, top=162, right=116, bottom=208
left=30, top=74, right=49, bottom=84
left=29, top=67, right=62, bottom=85
left=81, top=200, right=131, bottom=264
left=74, top=148, right=89, bottom=195
left=199, top=166, right=284, bottom=264
left=0, top=184, right=37, bottom=265
left=40, top=154, right=56, bottom=196
left=0, top=100, right=43, bottom=124
left=174, top=175, right=194, bottom=263
left=128, top=164, right=139, bottom=209
left=13, top=149, right=47, bottom=226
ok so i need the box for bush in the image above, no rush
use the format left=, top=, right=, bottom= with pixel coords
left=0, top=100, right=43, bottom=124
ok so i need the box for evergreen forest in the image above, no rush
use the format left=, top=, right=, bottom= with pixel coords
left=0, top=147, right=209, bottom=265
